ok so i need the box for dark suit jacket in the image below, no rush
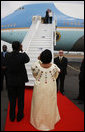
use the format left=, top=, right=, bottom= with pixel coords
left=46, top=10, right=49, bottom=17
left=54, top=56, right=68, bottom=75
left=79, top=59, right=84, bottom=82
left=1, top=52, right=9, bottom=75
left=1, top=52, right=8, bottom=67
left=5, top=51, right=30, bottom=86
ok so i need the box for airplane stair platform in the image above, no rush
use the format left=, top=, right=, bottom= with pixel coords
left=22, top=16, right=56, bottom=86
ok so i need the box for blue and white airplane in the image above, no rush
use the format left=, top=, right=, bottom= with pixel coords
left=1, top=3, right=84, bottom=51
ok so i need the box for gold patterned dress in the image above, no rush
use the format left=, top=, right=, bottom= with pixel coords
left=30, top=61, right=61, bottom=131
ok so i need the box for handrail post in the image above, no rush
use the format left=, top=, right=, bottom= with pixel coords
left=52, top=13, right=57, bottom=62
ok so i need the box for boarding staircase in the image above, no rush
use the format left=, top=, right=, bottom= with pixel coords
left=22, top=16, right=56, bottom=86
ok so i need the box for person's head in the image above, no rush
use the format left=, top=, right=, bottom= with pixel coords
left=59, top=50, right=64, bottom=57
left=40, top=49, right=52, bottom=64
left=49, top=9, right=52, bottom=12
left=2, top=45, right=7, bottom=52
left=12, top=41, right=21, bottom=51
left=47, top=9, right=50, bottom=12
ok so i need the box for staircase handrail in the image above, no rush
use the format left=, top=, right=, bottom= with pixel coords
left=25, top=20, right=41, bottom=53
left=22, top=18, right=41, bottom=53
left=52, top=14, right=56, bottom=62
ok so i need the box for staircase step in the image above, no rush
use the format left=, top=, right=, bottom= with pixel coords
left=22, top=19, right=55, bottom=86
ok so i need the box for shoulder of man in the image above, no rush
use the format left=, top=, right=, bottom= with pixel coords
left=19, top=52, right=29, bottom=57
left=63, top=56, right=68, bottom=60
left=54, top=57, right=59, bottom=64
left=5, top=52, right=11, bottom=57
left=19, top=52, right=30, bottom=62
left=1, top=52, right=3, bottom=56
left=1, top=51, right=4, bottom=55
left=55, top=56, right=59, bottom=60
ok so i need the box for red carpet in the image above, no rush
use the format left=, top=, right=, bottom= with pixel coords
left=5, top=89, right=84, bottom=131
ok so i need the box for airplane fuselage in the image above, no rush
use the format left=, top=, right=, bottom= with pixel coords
left=1, top=3, right=84, bottom=51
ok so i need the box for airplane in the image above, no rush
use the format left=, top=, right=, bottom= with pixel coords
left=1, top=2, right=84, bottom=51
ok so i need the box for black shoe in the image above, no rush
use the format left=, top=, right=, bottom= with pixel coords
left=77, top=100, right=84, bottom=104
left=10, top=116, right=15, bottom=122
left=1, top=89, right=3, bottom=92
left=61, top=92, right=64, bottom=95
left=17, top=113, right=24, bottom=122
left=73, top=96, right=81, bottom=100
left=10, top=112, right=15, bottom=122
left=62, top=92, right=64, bottom=95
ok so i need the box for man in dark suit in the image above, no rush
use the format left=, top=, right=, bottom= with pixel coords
left=54, top=50, right=68, bottom=95
left=45, top=9, right=50, bottom=24
left=5, top=41, right=30, bottom=122
left=1, top=45, right=8, bottom=91
left=74, top=58, right=84, bottom=102
left=78, top=58, right=84, bottom=101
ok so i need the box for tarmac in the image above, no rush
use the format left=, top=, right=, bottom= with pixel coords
left=1, top=56, right=84, bottom=131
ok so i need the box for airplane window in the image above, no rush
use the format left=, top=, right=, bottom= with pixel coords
left=78, top=22, right=80, bottom=25
left=7, top=25, right=10, bottom=27
left=67, top=22, right=69, bottom=25
left=75, top=22, right=76, bottom=25
left=15, top=6, right=24, bottom=11
left=71, top=22, right=73, bottom=25
left=10, top=24, right=12, bottom=27
left=81, top=22, right=84, bottom=25
left=22, top=7, right=24, bottom=9
left=14, top=24, right=16, bottom=27
left=18, top=7, right=24, bottom=10
left=63, top=21, right=65, bottom=25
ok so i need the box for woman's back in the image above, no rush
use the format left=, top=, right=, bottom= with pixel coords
left=30, top=61, right=61, bottom=131
left=31, top=61, right=60, bottom=86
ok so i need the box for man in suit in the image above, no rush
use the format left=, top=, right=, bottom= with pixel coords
left=5, top=41, right=30, bottom=122
left=54, top=50, right=68, bottom=95
left=74, top=58, right=84, bottom=102
left=1, top=45, right=8, bottom=91
left=78, top=58, right=84, bottom=101
left=45, top=9, right=50, bottom=24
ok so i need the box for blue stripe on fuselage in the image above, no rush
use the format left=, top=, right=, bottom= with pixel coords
left=1, top=3, right=84, bottom=30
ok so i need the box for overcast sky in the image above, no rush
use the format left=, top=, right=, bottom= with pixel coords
left=1, top=1, right=84, bottom=51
